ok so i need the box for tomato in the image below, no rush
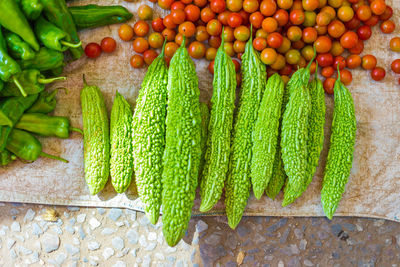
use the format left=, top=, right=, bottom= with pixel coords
left=257, top=28, right=269, bottom=38
left=270, top=54, right=286, bottom=70
left=316, top=12, right=331, bottom=26
left=361, top=55, right=377, bottom=70
left=174, top=33, right=185, bottom=46
left=208, top=36, right=222, bottom=48
left=391, top=59, right=400, bottom=74
left=206, top=19, right=223, bottom=36
left=152, top=18, right=165, bottom=32
left=138, top=5, right=153, bottom=21
left=232, top=59, right=241, bottom=72
left=267, top=32, right=283, bottom=49
left=357, top=25, right=372, bottom=40
left=243, top=0, right=259, bottom=13
left=205, top=47, right=217, bottom=61
left=290, top=9, right=305, bottom=25
left=181, top=0, right=192, bottom=4
left=171, top=1, right=185, bottom=10
left=314, top=36, right=332, bottom=53
left=217, top=10, right=231, bottom=25
left=314, top=25, right=327, bottom=35
left=185, top=5, right=201, bottom=22
left=274, top=9, right=289, bottom=27
left=164, top=42, right=179, bottom=57
left=285, top=49, right=301, bottom=65
left=158, top=0, right=174, bottom=10
left=302, top=27, right=317, bottom=43
left=188, top=41, right=206, bottom=59
left=226, top=0, right=243, bottom=12
left=253, top=37, right=267, bottom=51
left=249, top=11, right=264, bottom=28
left=390, top=37, right=400, bottom=52
left=261, top=47, right=278, bottom=65
left=291, top=0, right=303, bottom=10
left=259, top=0, right=276, bottom=16
left=344, top=16, right=361, bottom=30
left=381, top=20, right=395, bottom=34
left=228, top=12, right=243, bottom=27
left=337, top=6, right=354, bottom=22
left=287, top=26, right=302, bottom=42
left=346, top=54, right=361, bottom=69
left=340, top=31, right=358, bottom=49
left=195, top=26, right=209, bottom=42
left=179, top=21, right=196, bottom=37
left=323, top=77, right=335, bottom=94
left=143, top=50, right=158, bottom=65
left=303, top=11, right=317, bottom=27
left=301, top=45, right=314, bottom=61
left=356, top=5, right=372, bottom=21
left=330, top=41, right=344, bottom=57
left=302, top=0, right=319, bottom=11
left=262, top=17, right=278, bottom=33
left=234, top=25, right=250, bottom=41
left=171, top=9, right=186, bottom=25
left=277, top=37, right=291, bottom=54
left=194, top=0, right=208, bottom=7
left=201, top=7, right=216, bottom=23
left=379, top=6, right=393, bottom=21
left=348, top=39, right=364, bottom=55
left=162, top=28, right=176, bottom=42
left=277, top=0, right=293, bottom=9
left=239, top=10, right=250, bottom=25
left=210, top=0, right=226, bottom=13
left=223, top=27, right=235, bottom=42
left=371, top=67, right=385, bottom=81
left=130, top=54, right=144, bottom=68
left=339, top=69, right=352, bottom=85
left=224, top=42, right=235, bottom=56
left=279, top=64, right=293, bottom=76
left=132, top=37, right=149, bottom=53
left=364, top=15, right=379, bottom=27
left=118, top=24, right=134, bottom=41
left=327, top=20, right=346, bottom=39
left=146, top=33, right=162, bottom=49
left=100, top=37, right=116, bottom=53
left=85, top=43, right=101, bottom=58
left=163, top=15, right=176, bottom=29
left=292, top=40, right=305, bottom=50
left=321, top=66, right=334, bottom=78
left=328, top=0, right=342, bottom=8
left=333, top=56, right=346, bottom=70
left=309, top=61, right=317, bottom=74
left=370, top=0, right=386, bottom=16
left=134, top=20, right=150, bottom=37
left=317, top=53, right=333, bottom=67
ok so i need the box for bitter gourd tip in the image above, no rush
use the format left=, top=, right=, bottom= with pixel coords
left=199, top=200, right=214, bottom=213
left=227, top=217, right=240, bottom=230
left=253, top=189, right=264, bottom=200
left=148, top=210, right=159, bottom=225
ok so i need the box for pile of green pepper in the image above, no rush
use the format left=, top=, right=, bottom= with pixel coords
left=0, top=0, right=133, bottom=166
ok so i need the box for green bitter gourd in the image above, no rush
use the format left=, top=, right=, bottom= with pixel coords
left=199, top=102, right=210, bottom=180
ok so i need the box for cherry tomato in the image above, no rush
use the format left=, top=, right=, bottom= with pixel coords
left=164, top=42, right=179, bottom=57
left=208, top=60, right=215, bottom=74
left=134, top=20, right=150, bottom=37
left=158, top=0, right=174, bottom=10
left=130, top=54, right=144, bottom=68
left=210, top=0, right=226, bottom=13
left=253, top=37, right=267, bottom=51
left=163, top=15, right=176, bottom=29
left=316, top=12, right=332, bottom=26
left=301, top=45, right=314, bottom=61
left=327, top=20, right=345, bottom=39
left=390, top=37, right=400, bottom=52
left=181, top=0, right=192, bottom=4
left=249, top=11, right=264, bottom=28
left=194, top=0, right=208, bottom=7
left=346, top=55, right=361, bottom=69
left=162, top=28, right=176, bottom=42
left=270, top=54, right=286, bottom=70
left=357, top=25, right=372, bottom=40
left=171, top=1, right=185, bottom=10
left=285, top=49, right=301, bottom=65
left=226, top=0, right=243, bottom=12
left=259, top=0, right=276, bottom=16
left=371, top=67, right=385, bottom=81
left=370, top=0, right=386, bottom=16
left=303, top=11, right=317, bottom=27
left=339, top=69, right=352, bottom=85
left=188, top=41, right=206, bottom=59
left=330, top=41, right=344, bottom=57
left=217, top=10, right=231, bottom=25
left=323, top=77, right=335, bottom=94
left=171, top=9, right=186, bottom=25
left=290, top=9, right=305, bottom=25
left=328, top=0, right=342, bottom=8
left=100, top=37, right=116, bottom=53
left=274, top=9, right=289, bottom=27
left=379, top=6, right=393, bottom=21
left=228, top=12, right=243, bottom=27
left=277, top=0, right=293, bottom=9
left=292, top=40, right=305, bottom=50
left=174, top=33, right=185, bottom=46
left=223, top=27, right=235, bottom=42
left=179, top=21, right=196, bottom=37
left=321, top=66, right=334, bottom=78
left=317, top=53, right=333, bottom=67
left=337, top=6, right=354, bottom=22
left=277, top=37, right=291, bottom=54
left=234, top=25, right=250, bottom=41
left=362, top=55, right=377, bottom=70
left=234, top=40, right=246, bottom=53
left=243, top=0, right=259, bottom=13
left=391, top=59, right=400, bottom=74
left=287, top=26, right=302, bottom=42
left=348, top=39, right=364, bottom=54
left=185, top=5, right=201, bottom=22
left=267, top=32, right=283, bottom=49
left=333, top=56, right=346, bottom=70
left=364, top=15, right=379, bottom=27
left=201, top=7, right=216, bottom=23
left=138, top=4, right=153, bottom=20
left=239, top=10, right=250, bottom=25
left=152, top=18, right=165, bottom=32
left=314, top=25, right=328, bottom=35
left=302, top=27, right=317, bottom=43
left=291, top=0, right=303, bottom=10
left=340, top=31, right=358, bottom=49
left=208, top=36, right=222, bottom=48
left=262, top=17, right=278, bottom=33
left=232, top=59, right=241, bottom=72
left=85, top=43, right=101, bottom=58
left=205, top=47, right=217, bottom=61
left=356, top=5, right=372, bottom=21
left=314, top=36, right=332, bottom=53
left=344, top=16, right=361, bottom=30
left=279, top=64, right=293, bottom=76
left=206, top=19, right=223, bottom=36
left=195, top=26, right=209, bottom=42
left=148, top=32, right=164, bottom=49
left=380, top=20, right=395, bottom=34
left=261, top=47, right=278, bottom=65
left=302, top=0, right=319, bottom=11
left=132, top=37, right=149, bottom=53
left=118, top=24, right=134, bottom=41
left=309, top=61, right=317, bottom=74
left=143, top=50, right=158, bottom=65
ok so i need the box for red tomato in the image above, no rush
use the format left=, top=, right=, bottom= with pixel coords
left=340, top=31, right=359, bottom=49
left=321, top=66, right=334, bottom=78
left=143, top=50, right=158, bottom=65
left=357, top=25, right=372, bottom=40
left=152, top=18, right=165, bottom=32
left=333, top=56, right=346, bottom=70
left=323, top=77, right=336, bottom=94
left=130, top=54, right=144, bottom=68
left=339, top=69, right=352, bottom=85
left=249, top=11, right=264, bottom=28
left=185, top=5, right=201, bottom=22
left=371, top=67, right=386, bottom=81
left=210, top=0, right=226, bottom=13
left=392, top=59, right=400, bottom=74
left=85, top=43, right=101, bottom=58
left=348, top=39, right=364, bottom=55
left=267, top=32, right=283, bottom=48
left=228, top=12, right=243, bottom=27
left=317, top=53, right=333, bottom=67
left=100, top=37, right=116, bottom=53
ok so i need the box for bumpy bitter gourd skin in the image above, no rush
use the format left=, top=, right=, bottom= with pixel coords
left=199, top=102, right=210, bottom=179
left=132, top=52, right=168, bottom=225
left=80, top=79, right=110, bottom=195
left=225, top=37, right=266, bottom=229
left=200, top=38, right=236, bottom=212
left=110, top=92, right=134, bottom=193
left=162, top=40, right=202, bottom=246
left=321, top=78, right=356, bottom=220
left=251, top=73, right=284, bottom=199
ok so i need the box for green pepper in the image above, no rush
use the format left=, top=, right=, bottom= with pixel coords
left=69, top=5, right=133, bottom=30
left=3, top=31, right=35, bottom=60
left=15, top=113, right=82, bottom=138
left=0, top=94, right=38, bottom=151
left=6, top=128, right=68, bottom=162
left=26, top=88, right=62, bottom=113
left=41, top=0, right=83, bottom=60
left=0, top=0, right=40, bottom=51
left=0, top=69, right=66, bottom=97
left=18, top=47, right=65, bottom=72
left=34, top=16, right=82, bottom=52
left=0, top=150, right=16, bottom=166
left=20, top=0, right=44, bottom=20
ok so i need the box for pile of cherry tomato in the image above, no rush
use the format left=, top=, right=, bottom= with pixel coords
left=86, top=0, right=400, bottom=93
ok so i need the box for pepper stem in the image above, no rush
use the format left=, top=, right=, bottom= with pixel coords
left=60, top=40, right=82, bottom=48
left=12, top=76, right=27, bottom=97
left=38, top=76, right=67, bottom=84
left=40, top=152, right=69, bottom=163
left=70, top=127, right=83, bottom=135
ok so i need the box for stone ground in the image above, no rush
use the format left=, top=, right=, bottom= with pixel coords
left=0, top=203, right=399, bottom=266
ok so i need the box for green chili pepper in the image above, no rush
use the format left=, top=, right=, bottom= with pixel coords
left=69, top=5, right=133, bottom=30
left=6, top=128, right=68, bottom=162
left=18, top=47, right=65, bottom=72
left=3, top=31, right=35, bottom=60
left=34, top=16, right=82, bottom=52
left=0, top=94, right=38, bottom=151
left=41, top=0, right=83, bottom=60
left=15, top=113, right=82, bottom=139
left=0, top=69, right=66, bottom=97
left=0, top=150, right=16, bottom=166
left=0, top=0, right=40, bottom=51
left=20, top=0, right=44, bottom=20
left=26, top=88, right=63, bottom=113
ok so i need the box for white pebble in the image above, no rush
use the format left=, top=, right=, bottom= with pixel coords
left=88, top=241, right=101, bottom=251
left=11, top=221, right=21, bottom=232
left=103, top=247, right=115, bottom=260
left=148, top=232, right=157, bottom=241
left=77, top=214, right=87, bottom=223
left=89, top=218, right=101, bottom=230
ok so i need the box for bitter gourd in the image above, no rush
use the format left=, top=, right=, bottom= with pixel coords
left=225, top=35, right=266, bottom=229
left=132, top=48, right=168, bottom=225
left=80, top=77, right=110, bottom=195
left=321, top=74, right=356, bottom=220
left=199, top=102, right=209, bottom=179
left=110, top=92, right=134, bottom=193
left=162, top=38, right=202, bottom=246
left=251, top=73, right=284, bottom=199
left=200, top=35, right=236, bottom=212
